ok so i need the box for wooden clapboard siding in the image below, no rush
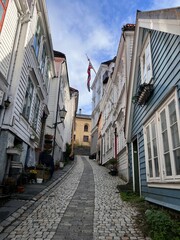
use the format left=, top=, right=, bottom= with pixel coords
left=118, top=149, right=128, bottom=181
left=0, top=0, right=18, bottom=79
left=12, top=4, right=48, bottom=142
left=130, top=27, right=180, bottom=210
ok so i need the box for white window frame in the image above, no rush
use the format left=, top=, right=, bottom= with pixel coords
left=22, top=78, right=34, bottom=120
left=32, top=94, right=40, bottom=129
left=140, top=34, right=153, bottom=84
left=33, top=19, right=42, bottom=58
left=144, top=90, right=180, bottom=187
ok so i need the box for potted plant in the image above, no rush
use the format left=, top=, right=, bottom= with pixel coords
left=107, top=157, right=118, bottom=176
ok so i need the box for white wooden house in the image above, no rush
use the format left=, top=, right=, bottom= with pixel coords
left=45, top=51, right=78, bottom=164
left=112, top=24, right=135, bottom=181
left=91, top=61, right=113, bottom=162
left=0, top=0, right=55, bottom=183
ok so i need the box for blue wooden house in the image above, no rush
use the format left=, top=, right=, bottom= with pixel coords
left=125, top=7, right=180, bottom=211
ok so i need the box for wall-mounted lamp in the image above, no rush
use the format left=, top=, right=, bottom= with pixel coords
left=4, top=96, right=12, bottom=109
left=52, top=106, right=67, bottom=159
left=53, top=106, right=67, bottom=127
left=30, top=134, right=35, bottom=140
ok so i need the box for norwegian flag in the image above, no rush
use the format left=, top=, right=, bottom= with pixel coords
left=87, top=61, right=93, bottom=92
left=87, top=58, right=96, bottom=92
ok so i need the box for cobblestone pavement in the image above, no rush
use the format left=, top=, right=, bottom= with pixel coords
left=0, top=156, right=150, bottom=240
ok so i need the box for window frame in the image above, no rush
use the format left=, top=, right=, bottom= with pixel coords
left=33, top=19, right=42, bottom=58
left=84, top=124, right=88, bottom=132
left=140, top=34, right=153, bottom=84
left=40, top=44, right=47, bottom=74
left=0, top=0, right=8, bottom=32
left=83, top=135, right=89, bottom=142
left=144, top=91, right=180, bottom=186
left=22, top=77, right=34, bottom=121
left=32, top=94, right=40, bottom=129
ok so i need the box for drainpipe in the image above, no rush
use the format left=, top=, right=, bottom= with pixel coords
left=114, top=128, right=117, bottom=159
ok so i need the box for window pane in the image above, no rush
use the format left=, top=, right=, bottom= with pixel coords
left=162, top=131, right=169, bottom=152
left=149, top=160, right=153, bottom=177
left=168, top=100, right=177, bottom=125
left=151, top=122, right=156, bottom=138
left=84, top=125, right=88, bottom=132
left=171, top=123, right=180, bottom=148
left=160, top=110, right=167, bottom=131
left=147, top=143, right=151, bottom=159
left=154, top=157, right=159, bottom=177
left=146, top=126, right=150, bottom=142
left=164, top=153, right=172, bottom=176
left=174, top=149, right=180, bottom=175
left=153, top=139, right=157, bottom=156
left=83, top=136, right=89, bottom=142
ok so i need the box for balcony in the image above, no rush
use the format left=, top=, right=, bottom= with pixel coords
left=132, top=83, right=153, bottom=106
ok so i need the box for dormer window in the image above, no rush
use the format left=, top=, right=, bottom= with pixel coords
left=140, top=34, right=153, bottom=84
left=103, top=71, right=109, bottom=84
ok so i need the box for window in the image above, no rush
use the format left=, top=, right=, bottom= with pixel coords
left=144, top=91, right=180, bottom=184
left=40, top=44, right=46, bottom=74
left=84, top=124, right=88, bottom=132
left=0, top=0, right=8, bottom=31
left=22, top=78, right=34, bottom=120
left=44, top=60, right=50, bottom=87
left=140, top=35, right=153, bottom=83
left=32, top=95, right=40, bottom=129
left=83, top=136, right=89, bottom=142
left=33, top=20, right=42, bottom=57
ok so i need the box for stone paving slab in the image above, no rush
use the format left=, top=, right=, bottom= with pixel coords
left=52, top=157, right=94, bottom=240
left=0, top=156, right=151, bottom=239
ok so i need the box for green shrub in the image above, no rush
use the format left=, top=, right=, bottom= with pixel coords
left=145, top=209, right=180, bottom=240
left=120, top=191, right=144, bottom=203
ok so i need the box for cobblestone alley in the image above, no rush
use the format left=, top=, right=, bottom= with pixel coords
left=0, top=156, right=150, bottom=240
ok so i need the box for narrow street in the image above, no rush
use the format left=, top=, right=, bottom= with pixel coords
left=0, top=156, right=149, bottom=240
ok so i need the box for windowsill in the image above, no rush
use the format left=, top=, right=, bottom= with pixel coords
left=148, top=182, right=180, bottom=189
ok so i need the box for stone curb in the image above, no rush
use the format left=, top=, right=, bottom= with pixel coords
left=0, top=160, right=76, bottom=234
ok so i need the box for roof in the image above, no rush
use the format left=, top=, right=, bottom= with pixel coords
left=70, top=87, right=79, bottom=93
left=101, top=56, right=116, bottom=66
left=137, top=7, right=180, bottom=20
left=53, top=50, right=66, bottom=59
left=76, top=114, right=91, bottom=120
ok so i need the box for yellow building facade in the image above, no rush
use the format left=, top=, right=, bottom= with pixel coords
left=74, top=114, right=91, bottom=147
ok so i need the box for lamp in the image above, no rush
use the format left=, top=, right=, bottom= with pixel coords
left=53, top=107, right=67, bottom=126
left=52, top=106, right=67, bottom=159
left=4, top=97, right=12, bottom=108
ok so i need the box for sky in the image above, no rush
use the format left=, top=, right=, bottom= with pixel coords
left=46, top=0, right=180, bottom=115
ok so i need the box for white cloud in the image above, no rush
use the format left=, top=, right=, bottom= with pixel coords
left=46, top=0, right=117, bottom=114
left=46, top=0, right=180, bottom=115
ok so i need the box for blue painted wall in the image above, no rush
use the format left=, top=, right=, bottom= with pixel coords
left=130, top=28, right=180, bottom=211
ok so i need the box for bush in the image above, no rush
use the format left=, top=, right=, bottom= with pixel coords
left=119, top=189, right=180, bottom=240
left=145, top=209, right=180, bottom=240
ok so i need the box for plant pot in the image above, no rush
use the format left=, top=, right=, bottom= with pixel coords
left=36, top=178, right=43, bottom=184
left=60, top=162, right=64, bottom=168
left=17, top=186, right=25, bottom=193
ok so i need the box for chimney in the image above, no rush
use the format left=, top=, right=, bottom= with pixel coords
left=79, top=108, right=82, bottom=114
